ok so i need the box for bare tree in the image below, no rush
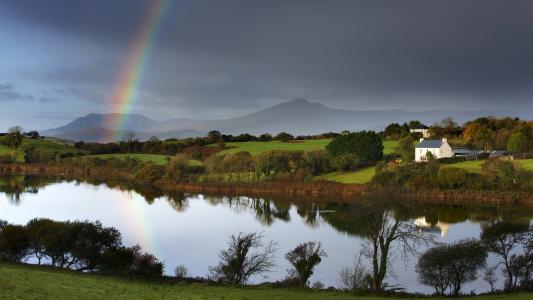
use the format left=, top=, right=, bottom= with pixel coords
left=481, top=222, right=529, bottom=291
left=358, top=201, right=434, bottom=291
left=124, top=131, right=137, bottom=153
left=484, top=265, right=498, bottom=293
left=285, top=241, right=327, bottom=287
left=338, top=252, right=369, bottom=291
left=209, top=232, right=278, bottom=284
left=174, top=264, right=188, bottom=279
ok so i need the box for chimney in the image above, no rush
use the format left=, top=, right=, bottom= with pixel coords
left=419, top=138, right=424, bottom=143
left=442, top=137, right=447, bottom=144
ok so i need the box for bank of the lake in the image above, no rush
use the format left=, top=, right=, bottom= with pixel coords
left=0, top=163, right=532, bottom=207
left=0, top=263, right=530, bottom=300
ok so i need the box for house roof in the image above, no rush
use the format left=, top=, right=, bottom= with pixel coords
left=410, top=125, right=428, bottom=130
left=451, top=147, right=474, bottom=154
left=416, top=139, right=443, bottom=148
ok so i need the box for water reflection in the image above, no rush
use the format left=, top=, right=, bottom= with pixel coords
left=1, top=175, right=532, bottom=293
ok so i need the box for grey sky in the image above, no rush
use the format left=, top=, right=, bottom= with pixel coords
left=1, top=0, right=532, bottom=130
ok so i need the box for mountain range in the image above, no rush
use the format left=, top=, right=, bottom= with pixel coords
left=42, top=98, right=527, bottom=142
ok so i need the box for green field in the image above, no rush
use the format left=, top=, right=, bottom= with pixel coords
left=89, top=153, right=202, bottom=166
left=444, top=159, right=533, bottom=174
left=319, top=166, right=376, bottom=184
left=216, top=139, right=397, bottom=156
left=1, top=263, right=531, bottom=300
left=383, top=140, right=398, bottom=155
left=0, top=137, right=81, bottom=162
left=216, top=139, right=332, bottom=156
left=90, top=154, right=171, bottom=165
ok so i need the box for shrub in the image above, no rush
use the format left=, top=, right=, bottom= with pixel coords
left=128, top=245, right=164, bottom=280
left=209, top=232, right=278, bottom=284
left=438, top=167, right=467, bottom=189
left=285, top=241, right=327, bottom=287
left=330, top=153, right=360, bottom=171
left=135, top=163, right=164, bottom=183
left=0, top=152, right=17, bottom=164
left=417, top=239, right=487, bottom=296
left=0, top=224, right=30, bottom=262
left=24, top=148, right=46, bottom=164
left=437, top=156, right=466, bottom=164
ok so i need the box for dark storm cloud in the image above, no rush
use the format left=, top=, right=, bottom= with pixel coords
left=0, top=83, right=62, bottom=103
left=0, top=83, right=34, bottom=102
left=4, top=0, right=533, bottom=113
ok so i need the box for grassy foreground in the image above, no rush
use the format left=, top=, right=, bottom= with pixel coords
left=0, top=264, right=531, bottom=300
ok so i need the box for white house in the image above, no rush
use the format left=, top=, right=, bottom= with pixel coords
left=409, top=125, right=430, bottom=138
left=415, top=138, right=453, bottom=162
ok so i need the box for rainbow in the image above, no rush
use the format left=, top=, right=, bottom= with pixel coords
left=109, top=0, right=170, bottom=141
left=113, top=189, right=160, bottom=258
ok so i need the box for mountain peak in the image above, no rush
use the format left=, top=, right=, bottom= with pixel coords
left=287, top=98, right=311, bottom=105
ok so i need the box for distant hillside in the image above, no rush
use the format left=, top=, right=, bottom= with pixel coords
left=43, top=98, right=527, bottom=142
left=43, top=127, right=204, bottom=143
left=43, top=113, right=157, bottom=136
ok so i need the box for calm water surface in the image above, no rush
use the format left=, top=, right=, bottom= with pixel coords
left=1, top=176, right=532, bottom=294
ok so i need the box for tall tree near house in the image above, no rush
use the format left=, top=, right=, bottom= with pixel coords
left=396, top=135, right=415, bottom=161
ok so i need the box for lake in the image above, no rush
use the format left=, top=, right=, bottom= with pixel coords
left=1, top=175, right=532, bottom=294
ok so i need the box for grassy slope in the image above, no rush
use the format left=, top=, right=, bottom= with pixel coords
left=443, top=159, right=533, bottom=174
left=0, top=137, right=81, bottom=162
left=217, top=139, right=398, bottom=157
left=90, top=154, right=171, bottom=165
left=318, top=140, right=397, bottom=185
left=1, top=264, right=531, bottom=300
left=319, top=166, right=376, bottom=184
left=89, top=153, right=202, bottom=166
left=382, top=140, right=398, bottom=155
left=216, top=139, right=332, bottom=156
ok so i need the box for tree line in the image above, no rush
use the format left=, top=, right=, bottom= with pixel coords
left=372, top=158, right=533, bottom=192
left=0, top=219, right=164, bottom=280
left=1, top=210, right=533, bottom=295
left=384, top=117, right=533, bottom=154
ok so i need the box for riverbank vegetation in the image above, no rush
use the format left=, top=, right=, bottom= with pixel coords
left=2, top=197, right=533, bottom=297
left=0, top=116, right=532, bottom=195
